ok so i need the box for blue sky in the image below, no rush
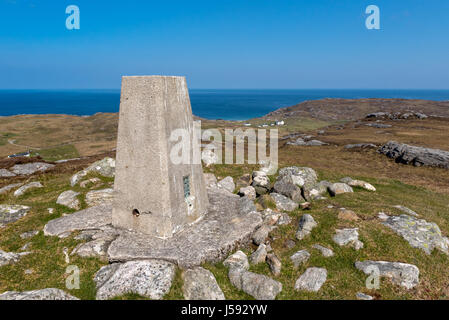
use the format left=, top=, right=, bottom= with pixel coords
left=0, top=0, right=448, bottom=89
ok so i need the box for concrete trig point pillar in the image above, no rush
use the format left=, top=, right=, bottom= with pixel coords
left=112, top=76, right=208, bottom=238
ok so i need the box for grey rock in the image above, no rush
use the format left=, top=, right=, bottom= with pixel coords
left=307, top=181, right=331, bottom=200
left=270, top=193, right=299, bottom=212
left=356, top=292, right=374, bottom=300
left=74, top=229, right=98, bottom=241
left=223, top=250, right=249, bottom=270
left=393, top=205, right=419, bottom=217
left=56, top=190, right=81, bottom=209
left=259, top=159, right=277, bottom=175
left=238, top=196, right=257, bottom=215
left=333, top=228, right=363, bottom=250
left=0, top=204, right=30, bottom=227
left=382, top=213, right=449, bottom=255
left=285, top=239, right=296, bottom=249
left=44, top=204, right=112, bottom=237
left=0, top=288, right=78, bottom=300
left=70, top=157, right=115, bottom=186
left=290, top=249, right=310, bottom=268
left=202, top=149, right=219, bottom=167
left=203, top=173, right=218, bottom=187
left=379, top=141, right=449, bottom=169
left=251, top=171, right=270, bottom=195
left=0, top=250, right=30, bottom=267
left=344, top=143, right=377, bottom=150
left=85, top=188, right=114, bottom=207
left=252, top=225, right=272, bottom=245
left=328, top=183, right=353, bottom=196
left=10, top=162, right=54, bottom=175
left=340, top=178, right=376, bottom=191
left=250, top=244, right=267, bottom=265
left=278, top=166, right=318, bottom=190
left=273, top=176, right=304, bottom=202
left=182, top=267, right=225, bottom=300
left=228, top=268, right=282, bottom=300
left=312, top=244, right=334, bottom=257
left=0, top=183, right=22, bottom=195
left=0, top=169, right=16, bottom=177
left=266, top=253, right=281, bottom=276
left=238, top=186, right=256, bottom=200
left=217, top=176, right=235, bottom=193
left=95, top=260, right=176, bottom=300
left=287, top=138, right=327, bottom=146
left=13, top=182, right=43, bottom=197
left=79, top=178, right=102, bottom=188
left=71, top=238, right=113, bottom=261
left=277, top=212, right=293, bottom=226
left=296, top=214, right=317, bottom=240
left=294, top=267, right=327, bottom=292
left=365, top=123, right=392, bottom=128
left=355, top=260, right=419, bottom=289
left=20, top=230, right=39, bottom=239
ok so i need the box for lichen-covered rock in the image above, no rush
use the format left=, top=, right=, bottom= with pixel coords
left=10, top=162, right=55, bottom=176
left=238, top=186, right=256, bottom=200
left=228, top=268, right=282, bottom=300
left=94, top=260, right=176, bottom=300
left=328, top=183, right=353, bottom=196
left=355, top=260, right=419, bottom=289
left=238, top=196, right=257, bottom=215
left=290, top=249, right=310, bottom=268
left=0, top=204, right=30, bottom=227
left=250, top=244, right=267, bottom=265
left=294, top=268, right=327, bottom=292
left=266, top=253, right=281, bottom=276
left=270, top=193, right=299, bottom=212
left=296, top=214, right=317, bottom=240
left=340, top=177, right=376, bottom=191
left=70, top=157, right=115, bottom=186
left=251, top=171, right=270, bottom=195
left=56, top=190, right=81, bottom=209
left=278, top=166, right=318, bottom=190
left=13, top=182, right=43, bottom=197
left=307, top=181, right=331, bottom=200
left=312, top=244, right=334, bottom=257
left=182, top=267, right=225, bottom=300
left=20, top=230, right=39, bottom=239
left=333, top=228, right=363, bottom=250
left=252, top=225, right=272, bottom=245
left=85, top=188, right=114, bottom=207
left=393, top=205, right=419, bottom=217
left=0, top=250, right=30, bottom=267
left=0, top=288, right=78, bottom=300
left=382, top=213, right=449, bottom=255
left=202, top=149, right=219, bottom=167
left=223, top=250, right=249, bottom=270
left=217, top=176, right=235, bottom=193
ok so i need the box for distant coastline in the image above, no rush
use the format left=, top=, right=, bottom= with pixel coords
left=1, top=89, right=449, bottom=120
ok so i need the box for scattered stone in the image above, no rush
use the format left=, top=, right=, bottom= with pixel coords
left=312, top=244, right=334, bottom=257
left=223, top=250, right=249, bottom=270
left=201, top=149, right=219, bottom=167
left=340, top=178, right=376, bottom=191
left=284, top=239, right=296, bottom=249
left=20, top=230, right=39, bottom=239
left=279, top=166, right=318, bottom=190
left=238, top=186, right=256, bottom=200
left=296, top=214, right=317, bottom=240
left=266, top=253, right=282, bottom=276
left=85, top=188, right=114, bottom=207
left=79, top=178, right=102, bottom=188
left=10, top=162, right=54, bottom=176
left=259, top=159, right=277, bottom=175
left=21, top=243, right=31, bottom=251
left=290, top=250, right=310, bottom=268
left=355, top=260, right=419, bottom=289
left=338, top=208, right=360, bottom=222
left=379, top=141, right=449, bottom=169
left=217, top=176, right=235, bottom=193
left=307, top=181, right=331, bottom=200
left=0, top=204, right=30, bottom=227
left=365, top=123, right=392, bottom=128
left=273, top=176, right=304, bottom=202
left=377, top=212, right=389, bottom=221
left=228, top=268, right=282, bottom=300
left=393, top=205, right=419, bottom=217
left=328, top=183, right=353, bottom=197
left=250, top=244, right=267, bottom=265
left=0, top=288, right=78, bottom=300
left=294, top=268, right=327, bottom=292
left=277, top=212, right=292, bottom=225
left=47, top=208, right=55, bottom=214
left=252, top=225, right=272, bottom=245
left=0, top=183, right=22, bottom=195
left=366, top=111, right=427, bottom=120
left=356, top=292, right=374, bottom=300
left=24, top=269, right=34, bottom=275
left=287, top=138, right=328, bottom=146
left=182, top=267, right=225, bottom=300
left=344, top=143, right=377, bottom=150
left=0, top=169, right=16, bottom=177
left=261, top=209, right=281, bottom=226
left=56, top=190, right=81, bottom=210
left=70, top=157, right=115, bottom=186
left=270, top=193, right=299, bottom=212
left=333, top=228, right=363, bottom=250
left=381, top=213, right=449, bottom=255
left=0, top=250, right=30, bottom=267
left=94, top=260, right=176, bottom=300
left=251, top=171, right=271, bottom=195
left=13, top=182, right=43, bottom=197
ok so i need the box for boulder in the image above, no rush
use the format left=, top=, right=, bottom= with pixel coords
left=250, top=244, right=267, bottom=265
left=70, top=157, right=115, bottom=186
left=10, top=162, right=54, bottom=175
left=223, top=250, right=249, bottom=270
left=85, top=188, right=114, bottom=207
left=217, top=176, right=235, bottom=193
left=290, top=249, right=310, bottom=268
left=344, top=143, right=377, bottom=150
left=296, top=214, right=317, bottom=240
left=333, top=228, right=363, bottom=250
left=228, top=268, right=282, bottom=300
left=266, top=253, right=282, bottom=276
left=56, top=190, right=81, bottom=210
left=13, top=182, right=43, bottom=197
left=0, top=204, right=30, bottom=227
left=94, top=260, right=176, bottom=300
left=238, top=186, right=256, bottom=200
left=378, top=141, right=449, bottom=169
left=278, top=167, right=318, bottom=190
left=355, top=260, right=419, bottom=290
left=238, top=196, right=257, bottom=215
left=307, top=181, right=331, bottom=200
left=328, top=183, right=353, bottom=197
left=273, top=176, right=304, bottom=202
left=312, top=244, right=334, bottom=257
left=0, top=288, right=78, bottom=300
left=251, top=171, right=270, bottom=195
left=294, top=267, right=327, bottom=292
left=270, top=193, right=299, bottom=212
left=182, top=267, right=225, bottom=300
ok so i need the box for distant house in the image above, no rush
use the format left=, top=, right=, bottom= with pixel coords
left=8, top=150, right=31, bottom=158
left=276, top=120, right=285, bottom=126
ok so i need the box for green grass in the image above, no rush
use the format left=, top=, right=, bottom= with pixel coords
left=0, top=132, right=17, bottom=146
left=32, top=144, right=80, bottom=162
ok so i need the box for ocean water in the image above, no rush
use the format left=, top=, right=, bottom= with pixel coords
left=1, top=89, right=449, bottom=120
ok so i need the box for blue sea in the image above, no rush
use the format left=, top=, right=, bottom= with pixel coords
left=1, top=89, right=449, bottom=120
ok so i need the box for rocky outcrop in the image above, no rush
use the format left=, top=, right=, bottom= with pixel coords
left=70, top=157, right=115, bottom=186
left=56, top=190, right=81, bottom=209
left=13, top=182, right=43, bottom=197
left=0, top=183, right=22, bottom=195
left=328, top=183, right=353, bottom=196
left=355, top=260, right=419, bottom=289
left=10, top=162, right=55, bottom=176
left=182, top=267, right=225, bottom=300
left=85, top=188, right=114, bottom=207
left=238, top=186, right=256, bottom=200
left=0, top=169, right=16, bottom=177
left=217, top=176, right=235, bottom=193
left=0, top=288, right=78, bottom=300
left=0, top=204, right=30, bottom=227
left=366, top=111, right=428, bottom=120
left=378, top=141, right=449, bottom=169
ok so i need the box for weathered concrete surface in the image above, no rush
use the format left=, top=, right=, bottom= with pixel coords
left=43, top=205, right=112, bottom=237
left=379, top=141, right=449, bottom=169
left=113, top=76, right=208, bottom=238
left=0, top=288, right=79, bottom=300
left=182, top=267, right=225, bottom=300
left=108, top=190, right=263, bottom=268
left=355, top=260, right=419, bottom=289
left=0, top=204, right=30, bottom=227
left=94, top=260, right=176, bottom=300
